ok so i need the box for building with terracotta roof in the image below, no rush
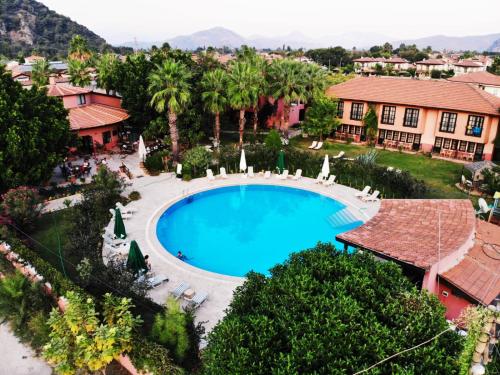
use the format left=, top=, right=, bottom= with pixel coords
left=336, top=200, right=499, bottom=319
left=353, top=57, right=411, bottom=74
left=24, top=55, right=45, bottom=64
left=415, top=59, right=449, bottom=75
left=452, top=60, right=486, bottom=75
left=47, top=83, right=129, bottom=152
left=327, top=77, right=500, bottom=161
left=448, top=71, right=500, bottom=97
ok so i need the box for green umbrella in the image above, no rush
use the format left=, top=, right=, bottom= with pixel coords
left=114, top=208, right=127, bottom=239
left=277, top=150, right=285, bottom=174
left=126, top=240, right=147, bottom=274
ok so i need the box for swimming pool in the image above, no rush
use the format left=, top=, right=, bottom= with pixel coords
left=156, top=185, right=363, bottom=277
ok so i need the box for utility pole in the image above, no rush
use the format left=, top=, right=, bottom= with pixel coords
left=469, top=303, right=499, bottom=374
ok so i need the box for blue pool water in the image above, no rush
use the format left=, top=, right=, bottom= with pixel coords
left=156, top=185, right=363, bottom=277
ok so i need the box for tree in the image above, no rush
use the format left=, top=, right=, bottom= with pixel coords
left=303, top=96, right=340, bottom=141
left=488, top=56, right=500, bottom=75
left=0, top=66, right=70, bottom=191
left=43, top=292, right=142, bottom=375
left=363, top=105, right=378, bottom=145
left=182, top=146, right=212, bottom=176
left=303, top=63, right=329, bottom=102
left=68, top=59, right=91, bottom=87
left=374, top=63, right=384, bottom=75
left=148, top=59, right=192, bottom=161
left=96, top=53, right=120, bottom=95
left=227, top=61, right=261, bottom=146
left=431, top=69, right=442, bottom=79
left=31, top=59, right=51, bottom=86
left=1, top=186, right=45, bottom=228
left=264, top=129, right=282, bottom=153
left=203, top=243, right=463, bottom=374
left=201, top=69, right=228, bottom=144
left=68, top=35, right=92, bottom=62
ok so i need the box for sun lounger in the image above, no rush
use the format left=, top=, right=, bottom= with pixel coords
left=323, top=175, right=336, bottom=186
left=187, top=291, right=208, bottom=309
left=315, top=172, right=325, bottom=184
left=362, top=190, right=380, bottom=202
left=476, top=198, right=491, bottom=217
left=313, top=141, right=323, bottom=150
left=278, top=170, right=289, bottom=180
left=206, top=169, right=215, bottom=181
left=291, top=169, right=302, bottom=180
left=355, top=186, right=371, bottom=198
left=116, top=202, right=136, bottom=214
left=333, top=151, right=345, bottom=159
left=248, top=166, right=255, bottom=178
left=148, top=274, right=169, bottom=288
left=264, top=171, right=271, bottom=179
left=219, top=167, right=229, bottom=179
left=170, top=282, right=190, bottom=299
left=308, top=141, right=318, bottom=149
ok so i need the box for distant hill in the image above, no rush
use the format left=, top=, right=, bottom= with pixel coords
left=394, top=33, right=500, bottom=52
left=0, top=0, right=109, bottom=58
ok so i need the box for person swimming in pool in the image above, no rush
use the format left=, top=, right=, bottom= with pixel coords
left=177, top=251, right=185, bottom=260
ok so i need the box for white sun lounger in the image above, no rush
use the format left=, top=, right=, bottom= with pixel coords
left=355, top=186, right=371, bottom=198
left=308, top=141, right=318, bottom=149
left=116, top=201, right=136, bottom=214
left=278, top=170, right=289, bottom=180
left=206, top=169, right=215, bottom=181
left=248, top=166, right=255, bottom=178
left=323, top=175, right=336, bottom=186
left=315, top=172, right=325, bottom=184
left=148, top=274, right=169, bottom=288
left=333, top=151, right=345, bottom=159
left=476, top=198, right=491, bottom=216
left=170, top=282, right=190, bottom=299
left=313, top=141, right=324, bottom=150
left=187, top=291, right=208, bottom=309
left=219, top=167, right=229, bottom=179
left=362, top=190, right=380, bottom=202
left=291, top=169, right=302, bottom=180
left=264, top=171, right=271, bottom=179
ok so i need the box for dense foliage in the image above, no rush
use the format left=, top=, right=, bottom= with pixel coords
left=303, top=96, right=340, bottom=141
left=1, top=186, right=45, bottom=227
left=182, top=146, right=212, bottom=177
left=203, top=243, right=463, bottom=374
left=0, top=66, right=70, bottom=191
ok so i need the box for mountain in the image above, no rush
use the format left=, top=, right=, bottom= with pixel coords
left=167, top=27, right=246, bottom=50
left=394, top=33, right=500, bottom=52
left=0, top=0, right=108, bottom=58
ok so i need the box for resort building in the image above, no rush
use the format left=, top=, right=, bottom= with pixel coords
left=47, top=83, right=129, bottom=152
left=336, top=200, right=500, bottom=319
left=448, top=71, right=500, bottom=97
left=327, top=77, right=500, bottom=161
left=353, top=57, right=411, bottom=74
left=415, top=58, right=449, bottom=74
left=452, top=60, right=487, bottom=76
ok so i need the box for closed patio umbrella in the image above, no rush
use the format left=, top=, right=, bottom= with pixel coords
left=239, top=149, right=247, bottom=173
left=321, top=154, right=330, bottom=178
left=126, top=240, right=147, bottom=274
left=277, top=150, right=285, bottom=174
left=138, top=135, right=147, bottom=162
left=114, top=208, right=127, bottom=239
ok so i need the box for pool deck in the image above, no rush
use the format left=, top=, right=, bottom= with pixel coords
left=105, top=172, right=381, bottom=333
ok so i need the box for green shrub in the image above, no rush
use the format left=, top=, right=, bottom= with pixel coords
left=264, top=129, right=282, bottom=153
left=144, top=153, right=165, bottom=174
left=128, top=191, right=141, bottom=201
left=182, top=146, right=212, bottom=178
left=1, top=187, right=45, bottom=228
left=129, top=337, right=181, bottom=375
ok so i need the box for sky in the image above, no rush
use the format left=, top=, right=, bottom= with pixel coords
left=40, top=0, right=500, bottom=45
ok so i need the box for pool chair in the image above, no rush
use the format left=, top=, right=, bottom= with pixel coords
left=313, top=141, right=324, bottom=150
left=476, top=198, right=491, bottom=217
left=291, top=169, right=302, bottom=180
left=355, top=186, right=371, bottom=198
left=323, top=175, right=336, bottom=186
left=308, top=141, right=318, bottom=149
left=248, top=166, right=255, bottom=178
left=116, top=201, right=136, bottom=214
left=146, top=274, right=169, bottom=288
left=264, top=171, right=271, bottom=179
left=187, top=291, right=208, bottom=309
left=206, top=169, right=215, bottom=181
left=333, top=151, right=345, bottom=159
left=170, top=282, right=190, bottom=299
left=219, top=167, right=229, bottom=179
left=278, top=170, right=289, bottom=180
left=362, top=190, right=380, bottom=202
left=315, top=172, right=325, bottom=184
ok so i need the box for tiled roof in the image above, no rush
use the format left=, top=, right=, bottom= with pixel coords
left=353, top=57, right=381, bottom=63
left=69, top=104, right=129, bottom=130
left=327, top=77, right=500, bottom=116
left=453, top=60, right=483, bottom=68
left=440, top=220, right=500, bottom=305
left=385, top=57, right=409, bottom=64
left=336, top=200, right=475, bottom=269
left=416, top=59, right=446, bottom=65
left=47, top=84, right=92, bottom=97
left=448, top=71, right=500, bottom=87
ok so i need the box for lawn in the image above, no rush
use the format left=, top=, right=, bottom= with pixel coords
left=292, top=138, right=469, bottom=199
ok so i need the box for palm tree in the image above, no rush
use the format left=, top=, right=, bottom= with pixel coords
left=303, top=63, right=329, bottom=102
left=68, top=35, right=92, bottom=62
left=96, top=53, right=120, bottom=95
left=31, top=59, right=51, bottom=86
left=227, top=61, right=261, bottom=147
left=68, top=59, right=91, bottom=87
left=148, top=59, right=191, bottom=161
left=201, top=68, right=228, bottom=145
left=267, top=59, right=307, bottom=136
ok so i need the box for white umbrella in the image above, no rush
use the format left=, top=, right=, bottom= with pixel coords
left=138, top=135, right=147, bottom=162
left=321, top=154, right=330, bottom=178
left=239, top=149, right=247, bottom=173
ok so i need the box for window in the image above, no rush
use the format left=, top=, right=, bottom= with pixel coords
left=381, top=106, right=396, bottom=125
left=414, top=134, right=421, bottom=144
left=386, top=130, right=393, bottom=140
left=393, top=131, right=400, bottom=141
left=407, top=133, right=415, bottom=144
left=379, top=129, right=386, bottom=138
left=466, top=115, right=484, bottom=137
left=439, top=112, right=457, bottom=133
left=443, top=138, right=451, bottom=149
left=434, top=137, right=443, bottom=148
left=451, top=139, right=458, bottom=150
left=403, top=108, right=419, bottom=127
left=337, top=101, right=344, bottom=118
left=459, top=141, right=467, bottom=152
left=77, top=94, right=86, bottom=105
left=102, top=131, right=111, bottom=144
left=467, top=142, right=476, bottom=153
left=350, top=102, right=364, bottom=120
left=475, top=144, right=484, bottom=156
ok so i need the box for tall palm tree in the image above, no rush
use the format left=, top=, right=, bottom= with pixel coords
left=68, top=59, right=91, bottom=87
left=148, top=59, right=191, bottom=161
left=303, top=63, right=329, bottom=102
left=201, top=68, right=228, bottom=145
left=96, top=53, right=120, bottom=95
left=267, top=59, right=307, bottom=136
left=68, top=35, right=92, bottom=62
left=227, top=61, right=261, bottom=147
left=31, top=59, right=51, bottom=86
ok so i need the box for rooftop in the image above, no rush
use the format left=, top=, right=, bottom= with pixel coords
left=448, top=71, right=500, bottom=87
left=416, top=59, right=446, bottom=65
left=440, top=220, right=500, bottom=305
left=327, top=77, right=500, bottom=116
left=47, top=84, right=92, bottom=97
left=69, top=104, right=129, bottom=130
left=453, top=60, right=484, bottom=68
left=336, top=199, right=476, bottom=269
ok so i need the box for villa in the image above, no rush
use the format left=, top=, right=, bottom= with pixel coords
left=452, top=60, right=487, bottom=76
left=415, top=58, right=449, bottom=75
left=448, top=71, right=500, bottom=97
left=327, top=76, right=500, bottom=161
left=353, top=57, right=411, bottom=74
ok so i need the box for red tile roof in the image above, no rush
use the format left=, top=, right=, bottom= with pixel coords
left=385, top=57, right=409, bottom=64
left=327, top=77, right=500, bottom=116
left=453, top=60, right=483, bottom=68
left=69, top=104, right=129, bottom=130
left=416, top=59, right=446, bottom=65
left=47, top=84, right=92, bottom=97
left=448, top=71, right=500, bottom=87
left=440, top=220, right=500, bottom=305
left=336, top=200, right=476, bottom=269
